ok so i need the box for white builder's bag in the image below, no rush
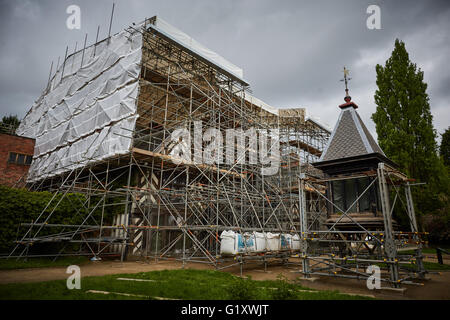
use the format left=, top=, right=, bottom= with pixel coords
left=254, top=232, right=267, bottom=252
left=243, top=232, right=256, bottom=253
left=220, top=230, right=238, bottom=255
left=292, top=234, right=301, bottom=250
left=281, top=234, right=292, bottom=250
left=266, top=233, right=281, bottom=251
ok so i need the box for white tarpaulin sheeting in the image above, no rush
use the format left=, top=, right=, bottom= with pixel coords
left=150, top=17, right=244, bottom=80
left=17, top=26, right=143, bottom=182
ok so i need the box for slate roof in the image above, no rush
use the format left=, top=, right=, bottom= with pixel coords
left=319, top=105, right=385, bottom=162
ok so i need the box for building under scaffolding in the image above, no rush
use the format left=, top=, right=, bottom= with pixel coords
left=9, top=16, right=425, bottom=288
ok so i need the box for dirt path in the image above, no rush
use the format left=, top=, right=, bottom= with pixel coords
left=0, top=259, right=449, bottom=300
left=0, top=260, right=209, bottom=284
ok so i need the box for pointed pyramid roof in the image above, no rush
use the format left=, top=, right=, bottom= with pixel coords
left=313, top=100, right=397, bottom=174
left=319, top=104, right=385, bottom=162
left=314, top=68, right=396, bottom=174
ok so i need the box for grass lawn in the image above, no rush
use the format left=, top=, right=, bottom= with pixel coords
left=0, top=269, right=374, bottom=300
left=371, top=260, right=450, bottom=271
left=407, top=261, right=450, bottom=271
left=0, top=256, right=89, bottom=270
left=400, top=248, right=437, bottom=255
left=400, top=246, right=450, bottom=255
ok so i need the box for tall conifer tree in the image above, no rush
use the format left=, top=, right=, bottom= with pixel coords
left=372, top=39, right=448, bottom=217
left=440, top=127, right=450, bottom=167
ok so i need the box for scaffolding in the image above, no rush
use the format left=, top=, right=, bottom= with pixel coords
left=7, top=16, right=425, bottom=289
left=298, top=163, right=426, bottom=287
left=8, top=18, right=329, bottom=271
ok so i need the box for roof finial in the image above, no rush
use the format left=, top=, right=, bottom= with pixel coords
left=340, top=67, right=352, bottom=102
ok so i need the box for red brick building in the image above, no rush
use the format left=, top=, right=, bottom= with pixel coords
left=0, top=133, right=35, bottom=187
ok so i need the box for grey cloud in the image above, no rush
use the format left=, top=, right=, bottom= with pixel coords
left=0, top=0, right=449, bottom=140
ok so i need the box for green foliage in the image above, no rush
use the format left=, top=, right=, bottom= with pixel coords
left=271, top=274, right=297, bottom=300
left=228, top=275, right=257, bottom=300
left=0, top=269, right=374, bottom=300
left=0, top=115, right=20, bottom=134
left=441, top=127, right=450, bottom=167
left=373, top=39, right=437, bottom=179
left=421, top=209, right=450, bottom=243
left=401, top=260, right=450, bottom=271
left=372, top=39, right=450, bottom=239
left=0, top=185, right=121, bottom=254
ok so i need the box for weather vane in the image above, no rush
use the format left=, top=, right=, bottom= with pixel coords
left=340, top=67, right=352, bottom=102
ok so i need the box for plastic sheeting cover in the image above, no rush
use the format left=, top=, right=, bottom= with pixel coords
left=17, top=26, right=143, bottom=182
left=150, top=17, right=244, bottom=80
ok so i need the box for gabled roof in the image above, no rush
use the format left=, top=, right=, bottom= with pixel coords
left=147, top=16, right=248, bottom=86
left=318, top=104, right=385, bottom=162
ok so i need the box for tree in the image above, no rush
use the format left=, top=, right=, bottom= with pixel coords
left=372, top=39, right=449, bottom=224
left=0, top=115, right=20, bottom=135
left=440, top=127, right=450, bottom=167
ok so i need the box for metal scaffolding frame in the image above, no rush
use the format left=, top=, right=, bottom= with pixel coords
left=297, top=162, right=426, bottom=287
left=8, top=20, right=330, bottom=272
left=6, top=18, right=425, bottom=289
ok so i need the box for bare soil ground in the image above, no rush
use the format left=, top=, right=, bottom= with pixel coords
left=0, top=260, right=209, bottom=284
left=0, top=257, right=449, bottom=300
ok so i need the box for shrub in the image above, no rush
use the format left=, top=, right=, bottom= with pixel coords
left=422, top=212, right=450, bottom=244
left=0, top=185, right=122, bottom=254
left=228, top=275, right=256, bottom=300
left=271, top=274, right=297, bottom=300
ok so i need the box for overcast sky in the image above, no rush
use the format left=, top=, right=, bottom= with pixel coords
left=0, top=0, right=449, bottom=141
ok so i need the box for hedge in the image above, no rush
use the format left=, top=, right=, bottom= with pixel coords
left=0, top=185, right=122, bottom=254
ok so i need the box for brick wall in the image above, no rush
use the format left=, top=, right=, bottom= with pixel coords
left=0, top=133, right=35, bottom=187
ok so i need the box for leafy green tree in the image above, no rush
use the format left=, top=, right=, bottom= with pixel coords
left=372, top=39, right=449, bottom=227
left=440, top=127, right=450, bottom=167
left=0, top=115, right=20, bottom=134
